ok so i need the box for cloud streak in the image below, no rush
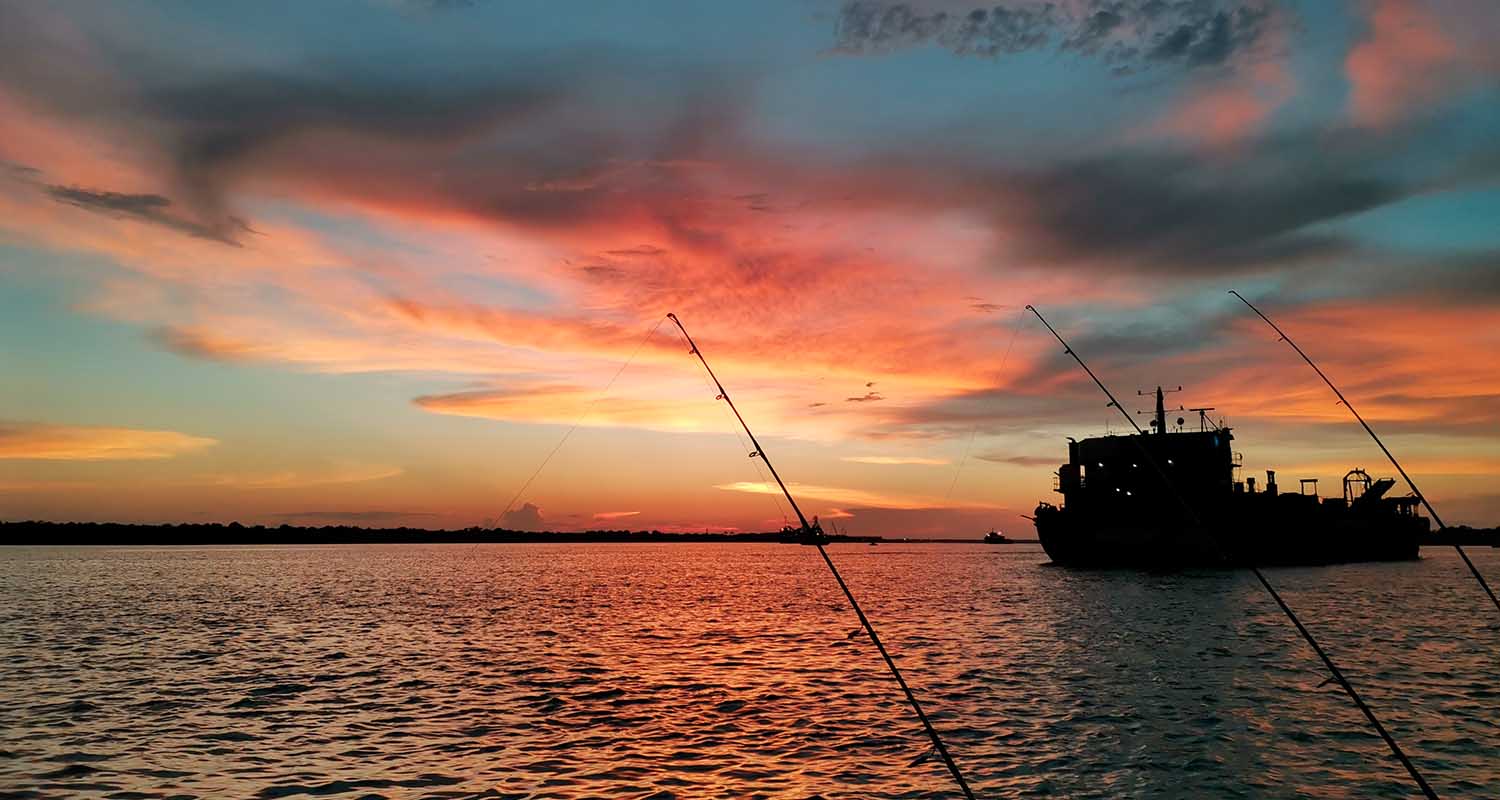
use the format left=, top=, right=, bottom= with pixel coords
left=0, top=423, right=217, bottom=461
left=46, top=185, right=250, bottom=245
left=841, top=455, right=950, bottom=465
left=716, top=480, right=998, bottom=510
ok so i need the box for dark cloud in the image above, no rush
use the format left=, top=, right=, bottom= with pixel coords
left=868, top=385, right=1108, bottom=438
left=500, top=502, right=546, bottom=530
left=577, top=264, right=626, bottom=283
left=980, top=145, right=1395, bottom=272
left=141, top=67, right=566, bottom=232
left=834, top=2, right=1057, bottom=57
left=3, top=160, right=42, bottom=181
left=46, top=185, right=249, bottom=245
left=604, top=245, right=668, bottom=257
left=1146, top=9, right=1262, bottom=68
left=404, top=0, right=487, bottom=10
left=148, top=327, right=261, bottom=362
left=0, top=3, right=742, bottom=243
left=832, top=1, right=1280, bottom=72
left=831, top=118, right=1496, bottom=276
left=975, top=452, right=1057, bottom=467
left=846, top=391, right=884, bottom=402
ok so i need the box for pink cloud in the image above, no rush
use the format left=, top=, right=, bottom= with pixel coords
left=1343, top=0, right=1500, bottom=127
left=1346, top=0, right=1459, bottom=127
left=1159, top=57, right=1294, bottom=148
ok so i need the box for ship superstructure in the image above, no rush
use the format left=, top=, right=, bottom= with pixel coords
left=1034, top=387, right=1426, bottom=567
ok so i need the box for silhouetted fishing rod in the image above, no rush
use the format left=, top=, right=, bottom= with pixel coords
left=1026, top=304, right=1438, bottom=800
left=1229, top=290, right=1499, bottom=614
left=666, top=312, right=976, bottom=800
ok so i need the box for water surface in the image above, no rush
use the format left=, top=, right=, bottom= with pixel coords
left=1, top=543, right=1497, bottom=798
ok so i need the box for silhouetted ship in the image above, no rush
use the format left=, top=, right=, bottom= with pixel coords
left=983, top=530, right=1009, bottom=544
left=1033, top=388, right=1427, bottom=568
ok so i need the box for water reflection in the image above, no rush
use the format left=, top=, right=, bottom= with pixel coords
left=0, top=543, right=1495, bottom=798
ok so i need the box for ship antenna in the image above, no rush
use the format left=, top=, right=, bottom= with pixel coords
left=666, top=313, right=976, bottom=800
left=1026, top=305, right=1438, bottom=800
left=1228, top=290, right=1499, bottom=614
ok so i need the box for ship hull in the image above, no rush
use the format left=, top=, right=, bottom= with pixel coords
left=1034, top=505, right=1422, bottom=568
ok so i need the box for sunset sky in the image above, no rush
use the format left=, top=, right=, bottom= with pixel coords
left=2, top=0, right=1497, bottom=535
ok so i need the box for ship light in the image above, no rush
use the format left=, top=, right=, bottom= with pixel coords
left=1167, top=459, right=1174, bottom=465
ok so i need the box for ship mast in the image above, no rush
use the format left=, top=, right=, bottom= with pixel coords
left=1228, top=290, right=1499, bottom=614
left=666, top=313, right=975, bottom=800
left=1025, top=304, right=1438, bottom=799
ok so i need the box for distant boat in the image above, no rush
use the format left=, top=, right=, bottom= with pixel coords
left=983, top=530, right=1009, bottom=544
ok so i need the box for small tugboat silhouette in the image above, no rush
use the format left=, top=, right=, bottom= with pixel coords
left=1033, top=385, right=1425, bottom=567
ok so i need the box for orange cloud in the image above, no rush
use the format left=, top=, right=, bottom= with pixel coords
left=1199, top=299, right=1500, bottom=427
left=414, top=383, right=730, bottom=433
left=0, top=422, right=216, bottom=461
left=592, top=510, right=641, bottom=520
left=194, top=463, right=403, bottom=490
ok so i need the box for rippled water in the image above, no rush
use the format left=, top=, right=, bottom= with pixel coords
left=1, top=543, right=1497, bottom=799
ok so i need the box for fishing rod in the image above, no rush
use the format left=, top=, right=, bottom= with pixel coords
left=1228, top=290, right=1500, bottom=614
left=1026, top=305, right=1438, bottom=800
left=666, top=312, right=976, bottom=800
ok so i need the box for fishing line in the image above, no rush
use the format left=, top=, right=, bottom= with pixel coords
left=1229, top=290, right=1499, bottom=616
left=667, top=312, right=976, bottom=800
left=450, top=314, right=673, bottom=657
left=1027, top=304, right=1438, bottom=800
left=490, top=314, right=670, bottom=526
left=943, top=307, right=1029, bottom=505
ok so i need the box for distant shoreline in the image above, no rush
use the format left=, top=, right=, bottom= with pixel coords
left=4, top=521, right=1488, bottom=547
left=0, top=520, right=1041, bottom=546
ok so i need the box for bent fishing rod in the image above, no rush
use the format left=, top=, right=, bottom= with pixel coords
left=1228, top=290, right=1499, bottom=614
left=665, top=312, right=976, bottom=800
left=1026, top=305, right=1438, bottom=800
